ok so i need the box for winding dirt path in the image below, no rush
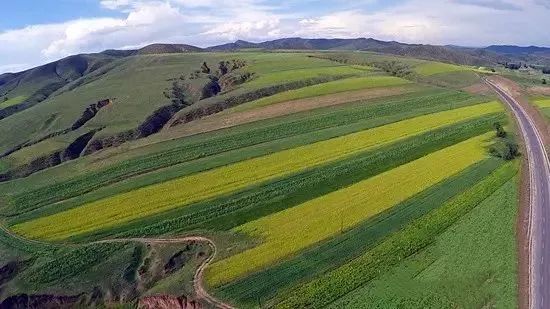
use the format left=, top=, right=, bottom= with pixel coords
left=0, top=224, right=234, bottom=309
left=96, top=236, right=234, bottom=309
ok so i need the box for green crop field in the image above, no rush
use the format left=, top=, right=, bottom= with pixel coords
left=414, top=62, right=469, bottom=76
left=230, top=75, right=411, bottom=112
left=0, top=48, right=521, bottom=308
left=0, top=96, right=27, bottom=109
left=11, top=102, right=502, bottom=240
left=533, top=98, right=550, bottom=119
left=206, top=133, right=493, bottom=287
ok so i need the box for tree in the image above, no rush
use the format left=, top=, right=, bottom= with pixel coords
left=493, top=122, right=507, bottom=138
left=164, top=81, right=190, bottom=106
left=543, top=78, right=547, bottom=85
left=489, top=138, right=520, bottom=160
left=200, top=62, right=210, bottom=74
left=218, top=61, right=229, bottom=75
left=2, top=97, right=7, bottom=102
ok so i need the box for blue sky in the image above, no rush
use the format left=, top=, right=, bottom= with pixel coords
left=0, top=1, right=122, bottom=30
left=1, top=0, right=549, bottom=73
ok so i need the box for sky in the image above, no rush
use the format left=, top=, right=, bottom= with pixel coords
left=1, top=0, right=549, bottom=73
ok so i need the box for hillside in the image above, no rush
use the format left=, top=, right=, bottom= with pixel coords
left=0, top=53, right=121, bottom=119
left=208, top=37, right=506, bottom=66
left=0, top=47, right=526, bottom=307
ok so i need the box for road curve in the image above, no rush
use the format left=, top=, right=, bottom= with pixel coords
left=484, top=78, right=550, bottom=309
left=97, top=236, right=235, bottom=309
left=0, top=223, right=234, bottom=309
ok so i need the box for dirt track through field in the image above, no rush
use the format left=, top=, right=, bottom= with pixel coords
left=0, top=223, right=234, bottom=309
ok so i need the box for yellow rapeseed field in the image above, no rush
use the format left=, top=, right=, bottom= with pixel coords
left=205, top=133, right=493, bottom=286
left=12, top=102, right=502, bottom=241
left=534, top=99, right=550, bottom=108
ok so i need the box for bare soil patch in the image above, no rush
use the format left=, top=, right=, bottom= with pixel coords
left=161, top=85, right=418, bottom=140
left=462, top=82, right=493, bottom=96
left=528, top=86, right=550, bottom=96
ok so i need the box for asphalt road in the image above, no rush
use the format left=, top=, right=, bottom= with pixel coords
left=485, top=79, right=550, bottom=309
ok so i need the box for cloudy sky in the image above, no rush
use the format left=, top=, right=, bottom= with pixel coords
left=1, top=0, right=549, bottom=73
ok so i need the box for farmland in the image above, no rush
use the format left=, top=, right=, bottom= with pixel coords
left=0, top=49, right=521, bottom=307
left=206, top=133, right=494, bottom=287
left=11, top=102, right=502, bottom=240
left=230, top=75, right=411, bottom=112
left=533, top=98, right=550, bottom=118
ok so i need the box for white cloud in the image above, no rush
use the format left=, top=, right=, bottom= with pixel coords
left=1, top=0, right=550, bottom=73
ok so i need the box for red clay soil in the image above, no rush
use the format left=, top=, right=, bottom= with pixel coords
left=138, top=295, right=202, bottom=309
left=528, top=86, right=550, bottom=96
left=161, top=85, right=418, bottom=139
left=487, top=75, right=550, bottom=309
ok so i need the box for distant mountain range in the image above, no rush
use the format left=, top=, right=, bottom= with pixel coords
left=205, top=38, right=550, bottom=66
left=3, top=37, right=550, bottom=78
left=2, top=37, right=549, bottom=119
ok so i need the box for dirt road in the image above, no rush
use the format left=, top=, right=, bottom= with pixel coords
left=0, top=224, right=233, bottom=309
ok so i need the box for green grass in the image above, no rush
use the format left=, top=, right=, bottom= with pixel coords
left=213, top=158, right=504, bottom=307
left=3, top=89, right=482, bottom=221
left=329, top=176, right=518, bottom=309
left=20, top=243, right=126, bottom=285
left=0, top=95, right=27, bottom=108
left=243, top=66, right=367, bottom=88
left=420, top=71, right=483, bottom=89
left=0, top=52, right=348, bottom=156
left=532, top=98, right=550, bottom=119
left=414, top=62, right=468, bottom=76
left=230, top=76, right=411, bottom=112
left=274, top=161, right=518, bottom=308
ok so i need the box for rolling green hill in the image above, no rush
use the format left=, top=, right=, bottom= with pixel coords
left=0, top=46, right=521, bottom=308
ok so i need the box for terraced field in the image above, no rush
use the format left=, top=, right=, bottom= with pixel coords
left=0, top=51, right=520, bottom=308
left=230, top=75, right=411, bottom=112
left=11, top=102, right=502, bottom=240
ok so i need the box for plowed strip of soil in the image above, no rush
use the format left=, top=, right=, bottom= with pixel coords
left=462, top=82, right=493, bottom=95
left=161, top=85, right=419, bottom=140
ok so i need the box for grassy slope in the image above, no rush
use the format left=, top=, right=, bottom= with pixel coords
left=0, top=96, right=27, bottom=109
left=329, top=176, right=518, bottom=309
left=0, top=50, right=519, bottom=306
left=10, top=103, right=502, bottom=240
left=2, top=90, right=483, bottom=221
left=533, top=98, right=550, bottom=119
left=311, top=51, right=485, bottom=89
left=69, top=114, right=504, bottom=242
left=0, top=53, right=354, bottom=156
left=229, top=75, right=410, bottom=112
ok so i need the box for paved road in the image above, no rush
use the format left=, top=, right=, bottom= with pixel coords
left=485, top=79, right=550, bottom=309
